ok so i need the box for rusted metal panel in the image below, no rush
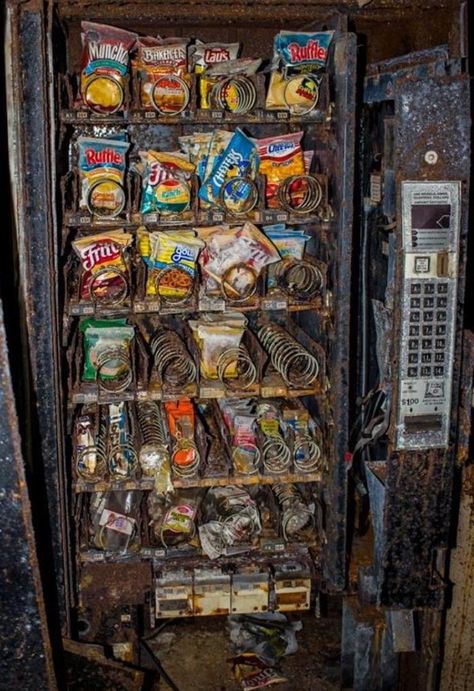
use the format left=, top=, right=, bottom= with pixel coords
left=63, top=639, right=144, bottom=690
left=321, top=30, right=357, bottom=592
left=7, top=0, right=71, bottom=632
left=0, top=299, right=57, bottom=689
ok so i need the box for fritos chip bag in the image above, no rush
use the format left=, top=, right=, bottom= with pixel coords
left=266, top=30, right=333, bottom=110
left=77, top=136, right=129, bottom=218
left=139, top=150, right=195, bottom=215
left=132, top=36, right=191, bottom=113
left=73, top=231, right=132, bottom=302
left=80, top=22, right=137, bottom=114
left=257, top=131, right=305, bottom=207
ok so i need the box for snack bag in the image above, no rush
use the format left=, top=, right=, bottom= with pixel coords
left=266, top=31, right=333, bottom=111
left=189, top=316, right=246, bottom=379
left=165, top=399, right=197, bottom=468
left=199, top=129, right=258, bottom=208
left=179, top=132, right=213, bottom=181
left=197, top=222, right=280, bottom=298
left=73, top=230, right=132, bottom=302
left=80, top=318, right=134, bottom=382
left=79, top=22, right=137, bottom=114
left=139, top=150, right=195, bottom=215
left=203, top=58, right=261, bottom=113
left=77, top=137, right=129, bottom=218
left=132, top=36, right=191, bottom=113
left=257, top=132, right=305, bottom=207
left=138, top=228, right=203, bottom=300
left=192, top=41, right=240, bottom=108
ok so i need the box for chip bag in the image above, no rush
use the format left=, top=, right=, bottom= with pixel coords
left=132, top=36, right=191, bottom=113
left=139, top=150, right=195, bottom=215
left=79, top=22, right=137, bottom=114
left=199, top=129, right=258, bottom=208
left=257, top=132, right=305, bottom=207
left=179, top=132, right=213, bottom=182
left=80, top=318, right=134, bottom=382
left=137, top=228, right=204, bottom=300
left=73, top=230, right=132, bottom=302
left=77, top=136, right=129, bottom=218
left=165, top=399, right=197, bottom=468
left=189, top=314, right=246, bottom=379
left=266, top=31, right=333, bottom=111
left=192, top=40, right=240, bottom=108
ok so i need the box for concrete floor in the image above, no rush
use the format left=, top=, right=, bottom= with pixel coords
left=150, top=606, right=341, bottom=691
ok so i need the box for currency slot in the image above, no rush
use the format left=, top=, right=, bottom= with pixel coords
left=403, top=414, right=443, bottom=433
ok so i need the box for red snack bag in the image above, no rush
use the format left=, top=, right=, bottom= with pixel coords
left=80, top=22, right=137, bottom=114
left=257, top=132, right=305, bottom=207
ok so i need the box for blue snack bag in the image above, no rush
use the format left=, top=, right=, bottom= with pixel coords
left=275, top=31, right=334, bottom=76
left=199, top=128, right=258, bottom=207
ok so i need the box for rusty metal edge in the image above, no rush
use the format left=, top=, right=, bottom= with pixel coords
left=0, top=295, right=57, bottom=687
left=6, top=0, right=72, bottom=634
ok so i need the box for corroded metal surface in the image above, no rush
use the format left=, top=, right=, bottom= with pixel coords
left=0, top=299, right=56, bottom=689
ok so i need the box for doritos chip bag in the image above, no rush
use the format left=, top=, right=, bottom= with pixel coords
left=80, top=22, right=137, bottom=114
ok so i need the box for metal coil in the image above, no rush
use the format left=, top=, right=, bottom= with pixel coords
left=232, top=443, right=261, bottom=475
left=282, top=73, right=320, bottom=115
left=293, top=435, right=322, bottom=473
left=258, top=324, right=319, bottom=387
left=210, top=75, right=257, bottom=114
left=171, top=439, right=201, bottom=477
left=96, top=347, right=133, bottom=393
left=137, top=402, right=170, bottom=477
left=151, top=74, right=190, bottom=115
left=277, top=260, right=323, bottom=301
left=277, top=174, right=323, bottom=215
left=108, top=439, right=138, bottom=480
left=88, top=266, right=129, bottom=307
left=216, top=345, right=257, bottom=391
left=273, top=483, right=315, bottom=542
left=150, top=330, right=197, bottom=388
left=154, top=266, right=194, bottom=306
left=219, top=176, right=259, bottom=217
left=262, top=436, right=292, bottom=474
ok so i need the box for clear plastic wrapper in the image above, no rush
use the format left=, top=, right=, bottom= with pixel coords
left=88, top=490, right=141, bottom=552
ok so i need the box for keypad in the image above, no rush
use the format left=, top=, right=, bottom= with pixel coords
left=404, top=279, right=451, bottom=379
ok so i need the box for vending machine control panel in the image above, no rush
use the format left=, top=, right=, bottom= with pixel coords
left=396, top=181, right=461, bottom=450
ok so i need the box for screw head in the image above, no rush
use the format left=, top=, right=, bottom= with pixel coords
left=425, top=150, right=438, bottom=165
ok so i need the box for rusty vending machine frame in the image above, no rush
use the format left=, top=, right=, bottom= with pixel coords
left=5, top=0, right=357, bottom=652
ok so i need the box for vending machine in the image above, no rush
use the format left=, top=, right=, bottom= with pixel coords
left=3, top=0, right=471, bottom=688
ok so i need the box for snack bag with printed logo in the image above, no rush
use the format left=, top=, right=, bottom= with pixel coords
left=132, top=36, right=191, bottom=113
left=138, top=150, right=195, bottom=215
left=266, top=31, right=333, bottom=111
left=191, top=40, right=240, bottom=108
left=77, top=136, right=129, bottom=218
left=79, top=22, right=137, bottom=114
left=72, top=231, right=132, bottom=302
left=257, top=132, right=305, bottom=207
left=199, top=129, right=258, bottom=208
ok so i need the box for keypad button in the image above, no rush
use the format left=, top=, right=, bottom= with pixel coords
left=410, top=312, right=420, bottom=322
left=408, top=339, right=418, bottom=350
left=421, top=366, right=432, bottom=376
left=411, top=283, right=422, bottom=294
left=422, top=325, right=433, bottom=336
left=423, top=297, right=434, bottom=308
left=436, top=311, right=447, bottom=322
left=407, top=367, right=418, bottom=377
left=408, top=353, right=419, bottom=363
left=437, top=283, right=448, bottom=294
left=411, top=297, right=421, bottom=308
left=434, top=352, right=445, bottom=363
left=421, top=353, right=432, bottom=363
left=423, top=311, right=433, bottom=322
left=435, top=338, right=445, bottom=349
left=434, top=366, right=444, bottom=376
left=437, top=297, right=447, bottom=308
left=409, top=325, right=420, bottom=336
left=436, top=325, right=447, bottom=335
left=424, top=284, right=435, bottom=294
left=422, top=339, right=432, bottom=349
